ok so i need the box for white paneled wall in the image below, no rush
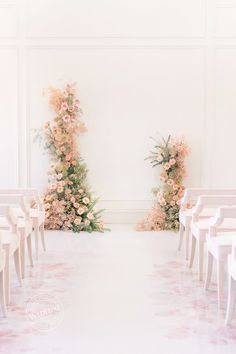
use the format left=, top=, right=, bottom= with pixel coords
left=0, top=0, right=236, bottom=223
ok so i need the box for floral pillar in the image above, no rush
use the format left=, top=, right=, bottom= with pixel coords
left=43, top=84, right=104, bottom=233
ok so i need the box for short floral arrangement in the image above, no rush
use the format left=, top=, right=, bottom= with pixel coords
left=137, top=135, right=188, bottom=231
left=43, top=83, right=104, bottom=232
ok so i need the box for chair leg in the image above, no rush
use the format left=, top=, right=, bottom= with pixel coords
left=205, top=251, right=213, bottom=290
left=178, top=223, right=184, bottom=251
left=225, top=275, right=236, bottom=325
left=27, top=234, right=33, bottom=267
left=189, top=234, right=196, bottom=268
left=198, top=240, right=204, bottom=281
left=4, top=248, right=10, bottom=305
left=40, top=223, right=46, bottom=252
left=20, top=235, right=25, bottom=279
left=0, top=271, right=7, bottom=317
left=14, top=249, right=22, bottom=287
left=34, top=225, right=39, bottom=260
left=185, top=225, right=190, bottom=260
left=217, top=260, right=225, bottom=310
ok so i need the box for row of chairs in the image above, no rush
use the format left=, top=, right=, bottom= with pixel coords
left=178, top=188, right=236, bottom=325
left=0, top=189, right=46, bottom=317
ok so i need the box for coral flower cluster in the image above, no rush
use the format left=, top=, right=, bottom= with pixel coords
left=137, top=135, right=188, bottom=231
left=43, top=83, right=103, bottom=232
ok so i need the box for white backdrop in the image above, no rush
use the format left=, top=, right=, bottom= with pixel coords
left=1, top=0, right=236, bottom=222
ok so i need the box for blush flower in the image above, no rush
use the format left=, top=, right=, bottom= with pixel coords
left=77, top=207, right=84, bottom=215
left=62, top=115, right=71, bottom=123
left=82, top=197, right=89, bottom=205
left=61, top=102, right=68, bottom=111
left=87, top=212, right=94, bottom=220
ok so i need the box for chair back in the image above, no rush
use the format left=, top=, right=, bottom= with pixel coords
left=192, top=195, right=236, bottom=222
left=0, top=188, right=44, bottom=211
left=181, top=189, right=236, bottom=211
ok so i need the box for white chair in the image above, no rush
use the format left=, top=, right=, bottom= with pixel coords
left=0, top=189, right=46, bottom=260
left=225, top=241, right=236, bottom=325
left=0, top=232, right=7, bottom=317
left=0, top=204, right=22, bottom=305
left=0, top=194, right=33, bottom=279
left=189, top=195, right=236, bottom=281
left=178, top=189, right=236, bottom=260
left=205, top=206, right=236, bottom=309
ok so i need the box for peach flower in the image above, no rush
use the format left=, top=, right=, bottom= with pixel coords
left=167, top=179, right=174, bottom=186
left=57, top=187, right=63, bottom=193
left=164, top=162, right=170, bottom=170
left=82, top=197, right=89, bottom=204
left=74, top=217, right=82, bottom=225
left=77, top=207, right=84, bottom=215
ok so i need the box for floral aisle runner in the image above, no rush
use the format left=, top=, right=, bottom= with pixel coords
left=137, top=135, right=188, bottom=231
left=43, top=83, right=103, bottom=233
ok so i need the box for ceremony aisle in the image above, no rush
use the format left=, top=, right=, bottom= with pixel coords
left=0, top=226, right=236, bottom=354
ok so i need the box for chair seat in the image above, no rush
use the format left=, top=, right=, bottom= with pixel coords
left=13, top=207, right=45, bottom=225
left=192, top=218, right=236, bottom=241
left=0, top=217, right=9, bottom=230
left=17, top=218, right=32, bottom=236
left=1, top=232, right=20, bottom=254
left=207, top=233, right=236, bottom=260
left=180, top=208, right=216, bottom=226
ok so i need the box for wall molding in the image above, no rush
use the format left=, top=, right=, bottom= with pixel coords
left=2, top=0, right=232, bottom=223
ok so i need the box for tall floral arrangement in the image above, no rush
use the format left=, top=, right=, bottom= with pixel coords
left=43, top=83, right=104, bottom=233
left=137, top=135, right=188, bottom=231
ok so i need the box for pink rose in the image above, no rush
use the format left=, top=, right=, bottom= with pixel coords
left=44, top=121, right=50, bottom=129
left=87, top=212, right=94, bottom=220
left=73, top=202, right=80, bottom=208
left=61, top=102, right=68, bottom=111
left=170, top=158, right=176, bottom=165
left=75, top=99, right=80, bottom=106
left=50, top=183, right=57, bottom=190
left=71, top=197, right=76, bottom=203
left=62, top=115, right=71, bottom=123
left=84, top=220, right=90, bottom=226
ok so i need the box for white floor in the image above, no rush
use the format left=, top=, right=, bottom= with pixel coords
left=1, top=225, right=236, bottom=354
